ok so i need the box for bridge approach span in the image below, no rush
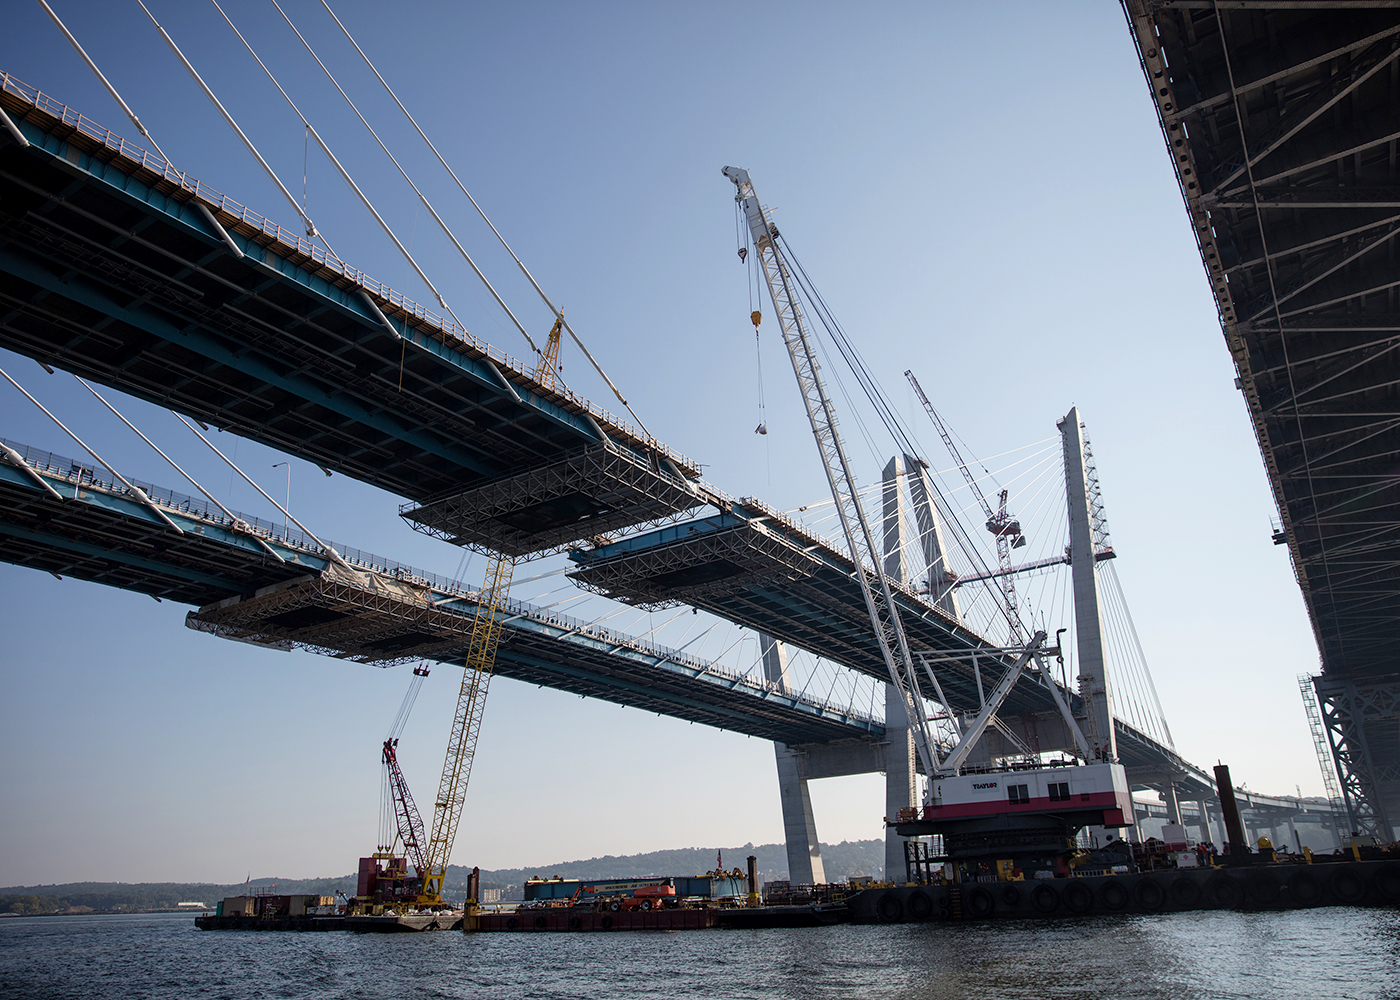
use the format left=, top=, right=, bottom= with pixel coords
left=0, top=438, right=879, bottom=747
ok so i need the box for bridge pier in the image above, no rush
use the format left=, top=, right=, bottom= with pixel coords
left=762, top=634, right=826, bottom=885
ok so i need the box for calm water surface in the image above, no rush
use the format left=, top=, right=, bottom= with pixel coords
left=2, top=908, right=1398, bottom=999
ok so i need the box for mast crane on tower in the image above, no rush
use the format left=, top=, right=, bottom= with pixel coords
left=905, top=370, right=1027, bottom=640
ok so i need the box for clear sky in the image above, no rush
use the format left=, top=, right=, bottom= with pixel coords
left=0, top=1, right=1324, bottom=887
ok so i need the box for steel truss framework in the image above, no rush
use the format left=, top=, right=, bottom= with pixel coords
left=1123, top=3, right=1400, bottom=680
left=1310, top=673, right=1399, bottom=841
left=402, top=440, right=704, bottom=557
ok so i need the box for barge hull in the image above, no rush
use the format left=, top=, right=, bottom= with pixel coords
left=847, top=860, right=1400, bottom=923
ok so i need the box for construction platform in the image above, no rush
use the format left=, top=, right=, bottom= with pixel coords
left=477, top=908, right=716, bottom=932
left=568, top=499, right=1055, bottom=715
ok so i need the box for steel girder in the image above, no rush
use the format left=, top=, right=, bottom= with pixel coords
left=1311, top=673, right=1399, bottom=841
left=1123, top=2, right=1400, bottom=679
left=0, top=74, right=698, bottom=508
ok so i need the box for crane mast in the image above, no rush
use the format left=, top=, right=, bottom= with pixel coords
left=723, top=165, right=940, bottom=783
left=382, top=737, right=428, bottom=878
left=905, top=370, right=1026, bottom=640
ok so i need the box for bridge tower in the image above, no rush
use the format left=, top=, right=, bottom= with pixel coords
left=880, top=456, right=918, bottom=880
left=1059, top=408, right=1118, bottom=763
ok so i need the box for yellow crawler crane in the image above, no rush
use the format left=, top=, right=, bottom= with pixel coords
left=417, top=550, right=514, bottom=905
left=414, top=328, right=560, bottom=906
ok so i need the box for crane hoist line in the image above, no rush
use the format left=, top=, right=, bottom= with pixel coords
left=722, top=165, right=942, bottom=786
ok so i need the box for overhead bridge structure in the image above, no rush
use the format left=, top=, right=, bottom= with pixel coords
left=0, top=73, right=704, bottom=558
left=565, top=501, right=1182, bottom=781
left=1123, top=0, right=1400, bottom=838
left=0, top=438, right=880, bottom=747
left=0, top=66, right=1345, bottom=874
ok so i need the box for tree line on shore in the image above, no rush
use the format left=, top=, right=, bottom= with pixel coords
left=0, top=839, right=885, bottom=914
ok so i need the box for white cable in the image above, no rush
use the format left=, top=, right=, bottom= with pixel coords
left=207, top=0, right=458, bottom=328
left=170, top=411, right=352, bottom=571
left=317, top=0, right=651, bottom=436
left=134, top=0, right=332, bottom=253
left=264, top=0, right=539, bottom=356
left=37, top=0, right=172, bottom=162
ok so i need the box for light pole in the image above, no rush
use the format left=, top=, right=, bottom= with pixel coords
left=272, top=461, right=290, bottom=535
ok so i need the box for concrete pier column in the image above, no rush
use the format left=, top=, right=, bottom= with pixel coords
left=762, top=633, right=825, bottom=885
left=1286, top=815, right=1299, bottom=851
left=885, top=682, right=917, bottom=881
left=1162, top=782, right=1182, bottom=825
left=1194, top=799, right=1212, bottom=844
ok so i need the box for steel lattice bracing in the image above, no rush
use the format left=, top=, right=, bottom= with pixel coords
left=1310, top=673, right=1399, bottom=840
left=1123, top=0, right=1400, bottom=831
left=0, top=74, right=701, bottom=557
left=1122, top=3, right=1400, bottom=681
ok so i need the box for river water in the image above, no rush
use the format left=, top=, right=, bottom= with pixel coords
left=2, top=908, right=1398, bottom=999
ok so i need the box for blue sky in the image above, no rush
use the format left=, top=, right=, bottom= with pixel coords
left=0, top=1, right=1322, bottom=886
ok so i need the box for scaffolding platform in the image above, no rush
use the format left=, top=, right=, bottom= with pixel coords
left=567, top=498, right=1053, bottom=717
left=400, top=440, right=704, bottom=557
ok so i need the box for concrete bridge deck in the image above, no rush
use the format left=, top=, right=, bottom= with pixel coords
left=0, top=438, right=878, bottom=746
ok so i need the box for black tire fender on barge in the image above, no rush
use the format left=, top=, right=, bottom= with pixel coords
left=533, top=915, right=547, bottom=929
left=1289, top=871, right=1322, bottom=906
left=567, top=916, right=582, bottom=930
left=1171, top=877, right=1202, bottom=908
left=1247, top=872, right=1282, bottom=907
left=876, top=893, right=903, bottom=923
left=504, top=917, right=518, bottom=930
left=1000, top=884, right=1022, bottom=908
left=1133, top=878, right=1165, bottom=911
left=1031, top=883, right=1059, bottom=913
left=966, top=887, right=995, bottom=918
left=1330, top=865, right=1366, bottom=904
left=1098, top=878, right=1129, bottom=910
left=907, top=891, right=934, bottom=920
left=1207, top=875, right=1242, bottom=909
left=1374, top=864, right=1400, bottom=902
left=600, top=915, right=613, bottom=930
left=1063, top=880, right=1093, bottom=914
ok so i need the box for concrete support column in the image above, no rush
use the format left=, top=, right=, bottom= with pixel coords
left=1162, top=782, right=1182, bottom=825
left=1194, top=799, right=1212, bottom=844
left=885, top=682, right=917, bottom=882
left=762, top=633, right=825, bottom=885
left=1286, top=815, right=1299, bottom=851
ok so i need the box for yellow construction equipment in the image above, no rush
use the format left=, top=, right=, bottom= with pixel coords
left=414, top=328, right=557, bottom=906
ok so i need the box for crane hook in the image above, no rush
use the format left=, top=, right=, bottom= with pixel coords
left=750, top=310, right=762, bottom=328
left=737, top=246, right=747, bottom=263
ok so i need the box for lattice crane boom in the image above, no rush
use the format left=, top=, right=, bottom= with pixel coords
left=418, top=550, right=515, bottom=904
left=382, top=736, right=429, bottom=877
left=905, top=368, right=1025, bottom=640
left=724, top=165, right=940, bottom=782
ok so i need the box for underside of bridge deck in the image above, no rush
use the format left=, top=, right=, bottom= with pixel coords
left=1123, top=0, right=1400, bottom=837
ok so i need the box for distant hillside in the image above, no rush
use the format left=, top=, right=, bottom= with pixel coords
left=0, top=839, right=885, bottom=915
